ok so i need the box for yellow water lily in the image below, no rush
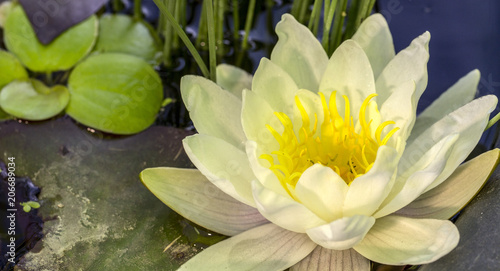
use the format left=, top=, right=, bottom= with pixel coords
left=141, top=13, right=499, bottom=270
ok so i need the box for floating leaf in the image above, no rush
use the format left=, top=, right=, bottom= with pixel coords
left=0, top=79, right=70, bottom=120
left=94, top=14, right=160, bottom=62
left=3, top=5, right=98, bottom=72
left=27, top=201, right=40, bottom=209
left=0, top=50, right=28, bottom=89
left=66, top=53, right=163, bottom=135
left=23, top=205, right=31, bottom=212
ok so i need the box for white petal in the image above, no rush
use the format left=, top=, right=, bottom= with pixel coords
left=351, top=14, right=395, bottom=79
left=411, top=69, right=480, bottom=140
left=319, top=40, right=376, bottom=122
left=343, top=146, right=399, bottom=217
left=291, top=247, right=370, bottom=271
left=378, top=80, right=417, bottom=151
left=140, top=168, right=267, bottom=236
left=252, top=58, right=298, bottom=114
left=271, top=14, right=328, bottom=91
left=354, top=215, right=459, bottom=265
left=396, top=149, right=500, bottom=219
left=216, top=64, right=252, bottom=100
left=241, top=89, right=282, bottom=153
left=405, top=95, right=497, bottom=193
left=183, top=134, right=256, bottom=207
left=179, top=223, right=317, bottom=271
left=252, top=180, right=326, bottom=233
left=295, top=164, right=348, bottom=222
left=306, top=215, right=375, bottom=250
left=181, top=75, right=245, bottom=148
left=376, top=32, right=430, bottom=105
left=374, top=134, right=459, bottom=218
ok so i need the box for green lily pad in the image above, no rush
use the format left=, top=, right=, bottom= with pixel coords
left=94, top=14, right=160, bottom=63
left=0, top=49, right=29, bottom=89
left=66, top=53, right=163, bottom=135
left=0, top=79, right=70, bottom=121
left=3, top=5, right=98, bottom=72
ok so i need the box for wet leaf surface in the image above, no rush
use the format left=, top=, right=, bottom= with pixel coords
left=0, top=117, right=205, bottom=270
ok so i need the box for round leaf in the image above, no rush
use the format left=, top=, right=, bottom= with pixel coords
left=0, top=50, right=28, bottom=89
left=94, top=14, right=160, bottom=62
left=27, top=201, right=40, bottom=208
left=66, top=53, right=163, bottom=135
left=23, top=205, right=31, bottom=212
left=0, top=79, right=70, bottom=120
left=3, top=5, right=98, bottom=72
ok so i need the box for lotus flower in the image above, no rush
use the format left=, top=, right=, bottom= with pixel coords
left=141, top=14, right=499, bottom=270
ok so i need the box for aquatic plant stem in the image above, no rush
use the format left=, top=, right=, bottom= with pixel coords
left=242, top=0, right=256, bottom=50
left=153, top=0, right=210, bottom=78
left=321, top=0, right=338, bottom=53
left=112, top=0, right=123, bottom=12
left=134, top=0, right=142, bottom=20
left=308, top=0, right=323, bottom=36
left=197, top=1, right=208, bottom=47
left=330, top=0, right=347, bottom=52
left=232, top=0, right=240, bottom=40
left=205, top=0, right=217, bottom=81
left=486, top=112, right=500, bottom=131
left=216, top=0, right=225, bottom=56
left=162, top=0, right=175, bottom=66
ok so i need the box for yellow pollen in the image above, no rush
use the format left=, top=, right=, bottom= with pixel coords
left=260, top=92, right=399, bottom=194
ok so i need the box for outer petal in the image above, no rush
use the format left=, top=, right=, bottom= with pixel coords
left=376, top=32, right=430, bottom=105
left=252, top=58, right=299, bottom=115
left=404, top=95, right=497, bottom=192
left=179, top=223, right=317, bottom=271
left=271, top=14, right=328, bottom=91
left=181, top=75, right=246, bottom=148
left=306, top=215, right=375, bottom=250
left=291, top=247, right=370, bottom=271
left=183, top=134, right=256, bottom=207
left=319, top=40, right=376, bottom=122
left=252, top=180, right=326, bottom=233
left=410, top=69, right=480, bottom=140
left=354, top=215, right=459, bottom=265
left=140, top=168, right=267, bottom=236
left=343, top=146, right=399, bottom=217
left=374, top=134, right=459, bottom=218
left=295, top=164, right=348, bottom=222
left=351, top=14, right=395, bottom=79
left=396, top=149, right=500, bottom=219
left=216, top=64, right=252, bottom=99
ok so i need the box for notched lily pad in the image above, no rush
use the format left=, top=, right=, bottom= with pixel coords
left=0, top=49, right=29, bottom=88
left=3, top=5, right=98, bottom=72
left=94, top=14, right=160, bottom=62
left=0, top=79, right=70, bottom=121
left=66, top=53, right=163, bottom=135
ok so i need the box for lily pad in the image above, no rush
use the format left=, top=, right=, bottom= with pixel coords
left=3, top=5, right=98, bottom=72
left=66, top=53, right=163, bottom=135
left=0, top=79, right=70, bottom=121
left=0, top=50, right=28, bottom=89
left=94, top=14, right=160, bottom=62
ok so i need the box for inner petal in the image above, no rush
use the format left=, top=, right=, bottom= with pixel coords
left=260, top=92, right=399, bottom=199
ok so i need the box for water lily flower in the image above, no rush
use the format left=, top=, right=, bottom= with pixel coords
left=141, top=13, right=499, bottom=270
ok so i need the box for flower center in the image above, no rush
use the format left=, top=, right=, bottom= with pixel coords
left=260, top=92, right=399, bottom=195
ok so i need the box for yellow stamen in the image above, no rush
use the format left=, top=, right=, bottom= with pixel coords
left=259, top=92, right=398, bottom=193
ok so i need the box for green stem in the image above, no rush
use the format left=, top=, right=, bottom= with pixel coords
left=112, top=0, right=123, bottom=12
left=232, top=0, right=240, bottom=40
left=365, top=0, right=376, bottom=17
left=216, top=0, right=225, bottom=56
left=162, top=0, right=175, bottom=66
left=290, top=0, right=302, bottom=19
left=153, top=0, right=210, bottom=78
left=197, top=1, right=208, bottom=48
left=486, top=112, right=500, bottom=131
left=330, top=0, right=347, bottom=52
left=308, top=0, right=323, bottom=36
left=134, top=0, right=142, bottom=20
left=298, top=0, right=310, bottom=23
left=46, top=72, right=53, bottom=86
left=321, top=0, right=338, bottom=53
left=242, top=0, right=256, bottom=50
left=205, top=0, right=217, bottom=81
left=173, top=0, right=183, bottom=49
